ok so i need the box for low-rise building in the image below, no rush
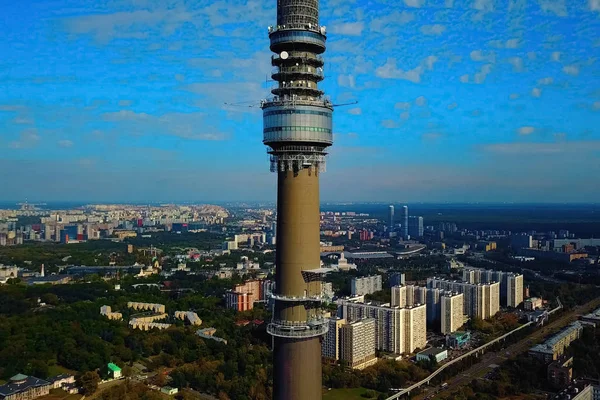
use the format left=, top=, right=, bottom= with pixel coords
left=47, top=374, right=75, bottom=390
left=580, top=307, right=600, bottom=327
left=416, top=347, right=448, bottom=363
left=174, top=311, right=202, bottom=326
left=0, top=374, right=51, bottom=400
left=524, top=297, right=543, bottom=311
left=529, top=322, right=584, bottom=362
left=446, top=331, right=471, bottom=349
left=547, top=357, right=573, bottom=390
left=100, top=305, right=123, bottom=321
left=107, top=363, right=122, bottom=379
left=160, top=387, right=178, bottom=396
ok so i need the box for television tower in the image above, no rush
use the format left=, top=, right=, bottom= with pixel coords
left=261, top=0, right=332, bottom=399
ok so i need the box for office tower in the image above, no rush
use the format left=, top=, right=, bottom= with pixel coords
left=389, top=272, right=405, bottom=287
left=340, top=319, right=377, bottom=369
left=351, top=275, right=382, bottom=296
left=408, top=216, right=424, bottom=238
left=402, top=206, right=409, bottom=238
left=388, top=205, right=394, bottom=229
left=391, top=285, right=407, bottom=307
left=322, top=317, right=346, bottom=362
left=441, top=292, right=464, bottom=334
left=507, top=273, right=524, bottom=308
left=262, top=1, right=332, bottom=398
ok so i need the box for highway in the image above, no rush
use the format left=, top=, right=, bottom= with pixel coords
left=387, top=296, right=600, bottom=400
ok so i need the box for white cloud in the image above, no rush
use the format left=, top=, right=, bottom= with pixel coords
left=591, top=0, right=600, bottom=11
left=460, top=74, right=469, bottom=83
left=593, top=101, right=600, bottom=110
left=395, top=102, right=412, bottom=110
left=505, top=39, right=520, bottom=49
left=510, top=93, right=520, bottom=100
left=118, top=100, right=132, bottom=107
left=483, top=140, right=600, bottom=154
left=369, top=11, right=414, bottom=35
left=470, top=50, right=496, bottom=63
left=551, top=51, right=561, bottom=62
left=415, top=96, right=427, bottom=106
left=375, top=56, right=438, bottom=83
left=420, top=25, right=446, bottom=36
left=474, top=64, right=493, bottom=84
left=508, top=57, right=524, bottom=72
left=473, top=0, right=495, bottom=11
left=338, top=74, right=356, bottom=88
left=331, top=22, right=365, bottom=36
left=538, top=77, right=554, bottom=85
left=447, top=103, right=458, bottom=110
left=562, top=65, right=580, bottom=76
left=175, top=74, right=185, bottom=82
left=518, top=126, right=535, bottom=135
left=9, top=129, right=40, bottom=149
left=422, top=132, right=443, bottom=141
left=531, top=88, right=542, bottom=97
left=63, top=9, right=194, bottom=43
left=527, top=52, right=537, bottom=60
left=400, top=112, right=411, bottom=120
left=348, top=107, right=362, bottom=115
left=538, top=0, right=568, bottom=16
left=382, top=119, right=399, bottom=128
left=404, top=0, right=425, bottom=7
left=58, top=139, right=74, bottom=148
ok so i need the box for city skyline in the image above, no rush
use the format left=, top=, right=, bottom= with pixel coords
left=1, top=0, right=600, bottom=202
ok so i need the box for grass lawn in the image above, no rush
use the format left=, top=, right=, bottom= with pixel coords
left=48, top=364, right=74, bottom=376
left=323, top=387, right=380, bottom=400
left=41, top=389, right=82, bottom=400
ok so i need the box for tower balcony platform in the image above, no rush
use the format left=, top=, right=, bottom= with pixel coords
left=270, top=293, right=326, bottom=303
left=269, top=29, right=326, bottom=54
left=272, top=52, right=324, bottom=67
left=272, top=68, right=324, bottom=83
left=267, top=318, right=329, bottom=339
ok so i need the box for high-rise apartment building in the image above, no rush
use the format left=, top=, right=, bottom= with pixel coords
left=388, top=205, right=394, bottom=229
left=389, top=272, right=405, bottom=287
left=426, top=287, right=442, bottom=328
left=342, top=301, right=427, bottom=354
left=408, top=216, right=424, bottom=238
left=402, top=206, right=409, bottom=238
left=262, top=0, right=334, bottom=396
left=340, top=319, right=377, bottom=369
left=322, top=317, right=346, bottom=362
left=226, top=280, right=263, bottom=311
left=507, top=273, right=524, bottom=308
left=428, top=278, right=500, bottom=320
left=351, top=275, right=382, bottom=296
left=441, top=292, right=464, bottom=334
left=391, top=285, right=406, bottom=307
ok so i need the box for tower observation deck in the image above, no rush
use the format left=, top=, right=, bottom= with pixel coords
left=261, top=1, right=332, bottom=399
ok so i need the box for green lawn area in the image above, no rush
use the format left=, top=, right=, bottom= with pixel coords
left=323, top=387, right=380, bottom=400
left=48, top=365, right=74, bottom=377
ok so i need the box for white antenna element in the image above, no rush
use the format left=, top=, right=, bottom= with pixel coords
left=280, top=51, right=289, bottom=60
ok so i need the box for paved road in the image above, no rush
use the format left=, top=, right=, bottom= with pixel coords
left=414, top=297, right=600, bottom=400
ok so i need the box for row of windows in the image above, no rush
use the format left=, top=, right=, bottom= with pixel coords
left=271, top=31, right=325, bottom=44
left=264, top=109, right=331, bottom=117
left=264, top=126, right=332, bottom=133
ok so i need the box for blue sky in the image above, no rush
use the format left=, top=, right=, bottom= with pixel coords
left=1, top=0, right=599, bottom=203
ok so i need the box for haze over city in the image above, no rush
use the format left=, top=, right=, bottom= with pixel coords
left=1, top=0, right=599, bottom=202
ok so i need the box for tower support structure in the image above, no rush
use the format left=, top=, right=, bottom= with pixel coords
left=261, top=1, right=333, bottom=399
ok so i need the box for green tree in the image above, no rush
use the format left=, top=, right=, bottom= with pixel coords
left=79, top=371, right=101, bottom=395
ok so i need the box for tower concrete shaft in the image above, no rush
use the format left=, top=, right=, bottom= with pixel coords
left=262, top=1, right=332, bottom=399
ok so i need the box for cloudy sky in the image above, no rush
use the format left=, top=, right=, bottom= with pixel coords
left=1, top=0, right=599, bottom=203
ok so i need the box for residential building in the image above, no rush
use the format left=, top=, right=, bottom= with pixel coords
left=107, top=363, right=121, bottom=379
left=529, top=322, right=584, bottom=362
left=402, top=206, right=409, bottom=238
left=100, top=305, right=122, bottom=321
left=322, top=318, right=346, bottom=362
left=389, top=272, right=405, bottom=287
left=428, top=278, right=500, bottom=320
left=580, top=307, right=600, bottom=327
left=127, top=302, right=165, bottom=313
left=343, top=301, right=426, bottom=354
left=351, top=275, right=382, bottom=296
left=391, top=285, right=406, bottom=307
left=388, top=205, right=394, bottom=229
left=174, top=311, right=202, bottom=326
left=441, top=292, right=464, bottom=334
left=0, top=374, right=51, bottom=400
left=572, top=385, right=600, bottom=400
left=416, top=348, right=448, bottom=363
left=507, top=273, right=524, bottom=308
left=47, top=375, right=75, bottom=390
left=524, top=297, right=543, bottom=311
left=340, top=319, right=377, bottom=370
left=226, top=279, right=263, bottom=311
left=547, top=357, right=573, bottom=390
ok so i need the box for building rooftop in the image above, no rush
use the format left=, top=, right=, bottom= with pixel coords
left=0, top=375, right=50, bottom=398
left=418, top=347, right=447, bottom=357
left=107, top=363, right=121, bottom=372
left=530, top=322, right=583, bottom=353
left=47, top=374, right=74, bottom=383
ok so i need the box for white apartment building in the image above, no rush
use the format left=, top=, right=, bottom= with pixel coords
left=322, top=317, right=346, bottom=361
left=351, top=275, right=382, bottom=296
left=428, top=278, right=500, bottom=320
left=344, top=301, right=426, bottom=354
left=507, top=273, right=524, bottom=308
left=340, top=318, right=377, bottom=369
left=441, top=292, right=464, bottom=334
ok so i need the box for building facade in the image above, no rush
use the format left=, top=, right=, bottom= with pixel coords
left=351, top=275, right=382, bottom=296
left=322, top=317, right=346, bottom=362
left=507, top=273, right=524, bottom=308
left=428, top=278, right=500, bottom=320
left=340, top=319, right=377, bottom=369
left=441, top=292, right=464, bottom=334
left=0, top=374, right=51, bottom=400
